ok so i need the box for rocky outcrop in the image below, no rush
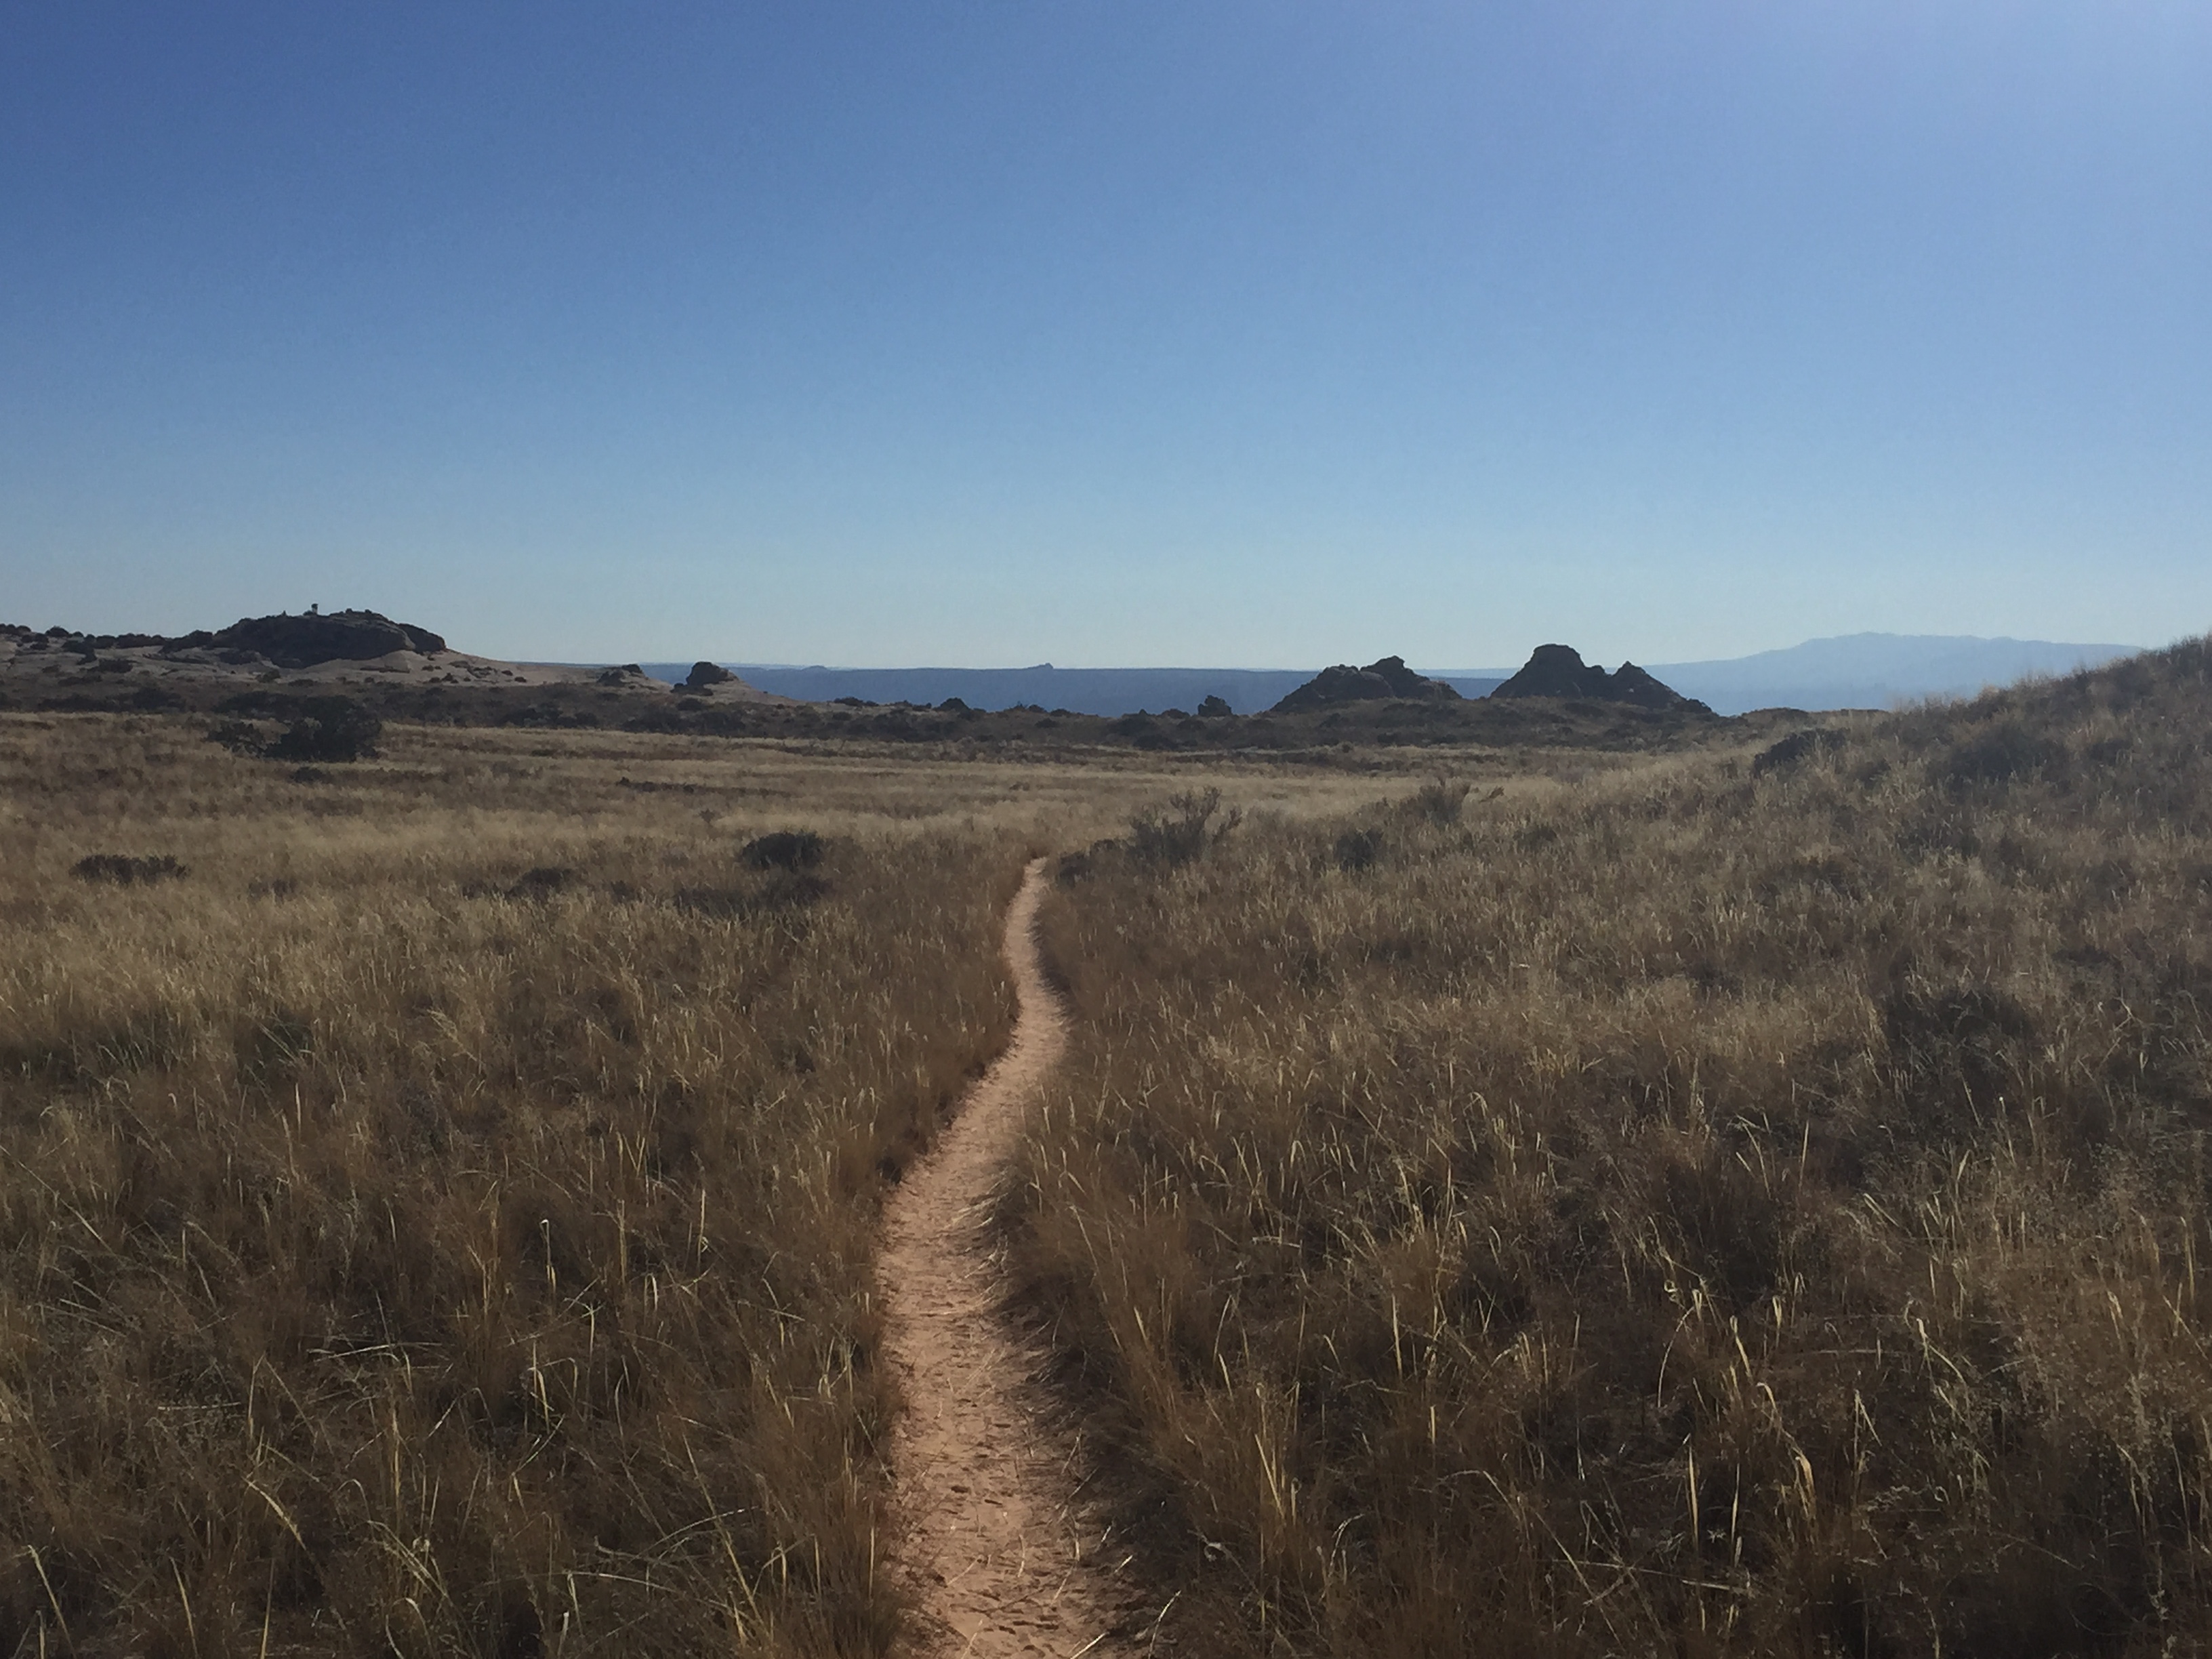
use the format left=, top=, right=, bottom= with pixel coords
left=1272, top=655, right=1462, bottom=712
left=1607, top=662, right=1698, bottom=710
left=0, top=611, right=761, bottom=717
left=1492, top=645, right=1708, bottom=712
left=7, top=609, right=446, bottom=665
left=684, top=661, right=737, bottom=690
left=1493, top=644, right=1612, bottom=699
left=198, top=609, right=447, bottom=668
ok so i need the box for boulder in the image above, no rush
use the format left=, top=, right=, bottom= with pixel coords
left=684, top=661, right=737, bottom=690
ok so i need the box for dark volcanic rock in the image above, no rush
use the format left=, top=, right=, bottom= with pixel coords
left=1493, top=645, right=1709, bottom=713
left=684, top=661, right=737, bottom=690
left=1492, top=644, right=1613, bottom=699
left=1272, top=655, right=1463, bottom=713
left=210, top=609, right=446, bottom=668
left=1609, top=663, right=1696, bottom=710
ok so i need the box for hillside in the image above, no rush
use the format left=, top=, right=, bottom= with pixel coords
left=1648, top=632, right=2144, bottom=715
left=1015, top=635, right=2212, bottom=1656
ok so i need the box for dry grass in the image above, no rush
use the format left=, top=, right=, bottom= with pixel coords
left=0, top=716, right=1067, bottom=1656
left=1015, top=640, right=2212, bottom=1656
left=0, top=712, right=1534, bottom=1656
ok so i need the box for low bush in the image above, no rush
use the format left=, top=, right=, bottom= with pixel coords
left=1402, top=775, right=1470, bottom=823
left=71, top=853, right=187, bottom=884
left=1331, top=825, right=1385, bottom=871
left=505, top=864, right=578, bottom=899
left=1937, top=716, right=2060, bottom=788
left=1128, top=787, right=1237, bottom=867
left=743, top=828, right=827, bottom=872
left=266, top=697, right=383, bottom=762
left=1750, top=726, right=1844, bottom=776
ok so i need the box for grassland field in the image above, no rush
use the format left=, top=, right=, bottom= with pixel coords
left=3, top=645, right=2209, bottom=1657
left=0, top=712, right=1542, bottom=1658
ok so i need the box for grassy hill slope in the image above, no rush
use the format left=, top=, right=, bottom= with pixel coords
left=1017, top=636, right=2212, bottom=1656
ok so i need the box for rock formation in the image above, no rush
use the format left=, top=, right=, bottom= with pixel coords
left=200, top=609, right=447, bottom=668
left=1492, top=645, right=1708, bottom=712
left=1272, top=655, right=1462, bottom=712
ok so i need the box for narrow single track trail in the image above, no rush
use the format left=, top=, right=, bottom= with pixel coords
left=880, top=859, right=1140, bottom=1658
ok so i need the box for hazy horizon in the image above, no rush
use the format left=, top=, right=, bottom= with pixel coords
left=9, top=602, right=2158, bottom=680
left=626, top=632, right=2151, bottom=717
left=676, top=629, right=2150, bottom=678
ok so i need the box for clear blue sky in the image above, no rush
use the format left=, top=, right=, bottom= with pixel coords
left=4, top=2, right=2205, bottom=667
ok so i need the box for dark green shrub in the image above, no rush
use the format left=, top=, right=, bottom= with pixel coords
left=268, top=697, right=382, bottom=762
left=742, top=830, right=827, bottom=872
left=1333, top=827, right=1385, bottom=871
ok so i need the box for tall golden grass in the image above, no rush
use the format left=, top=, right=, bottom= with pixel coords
left=0, top=711, right=1509, bottom=1654
left=1015, top=640, right=2212, bottom=1655
left=0, top=714, right=1047, bottom=1656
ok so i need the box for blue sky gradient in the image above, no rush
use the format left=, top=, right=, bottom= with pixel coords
left=4, top=2, right=2206, bottom=665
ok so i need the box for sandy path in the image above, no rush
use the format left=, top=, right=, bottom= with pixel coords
left=880, top=859, right=1139, bottom=1658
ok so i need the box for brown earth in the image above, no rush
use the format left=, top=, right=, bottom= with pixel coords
left=880, top=859, right=1148, bottom=1658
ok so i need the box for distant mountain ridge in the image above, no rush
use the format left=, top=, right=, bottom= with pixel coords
left=647, top=634, right=2146, bottom=718
left=1638, top=634, right=2144, bottom=716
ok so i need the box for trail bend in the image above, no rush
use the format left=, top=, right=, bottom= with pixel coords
left=880, top=858, right=1140, bottom=1658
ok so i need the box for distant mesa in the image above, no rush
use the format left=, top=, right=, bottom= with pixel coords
left=199, top=609, right=447, bottom=668
left=1, top=607, right=449, bottom=668
left=1492, top=644, right=1709, bottom=713
left=1272, top=655, right=1462, bottom=713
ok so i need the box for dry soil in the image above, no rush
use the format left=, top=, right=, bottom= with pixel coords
left=880, top=859, right=1145, bottom=1658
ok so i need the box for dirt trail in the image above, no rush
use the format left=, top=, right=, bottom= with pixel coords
left=880, top=858, right=1140, bottom=1658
